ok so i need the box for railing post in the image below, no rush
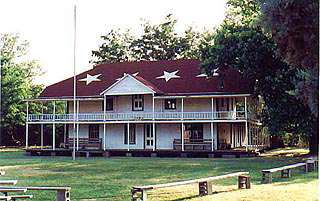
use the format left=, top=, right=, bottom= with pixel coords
left=40, top=103, right=44, bottom=149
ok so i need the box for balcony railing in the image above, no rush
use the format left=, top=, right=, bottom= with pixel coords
left=27, top=111, right=246, bottom=122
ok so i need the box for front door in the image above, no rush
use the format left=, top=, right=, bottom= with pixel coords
left=144, top=124, right=153, bottom=149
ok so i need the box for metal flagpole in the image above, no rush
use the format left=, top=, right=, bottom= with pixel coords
left=72, top=4, right=77, bottom=160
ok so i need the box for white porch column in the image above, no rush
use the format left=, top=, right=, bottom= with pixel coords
left=152, top=94, right=155, bottom=151
left=211, top=122, right=214, bottom=151
left=76, top=100, right=79, bottom=150
left=244, top=96, right=248, bottom=151
left=103, top=95, right=106, bottom=151
left=25, top=101, right=29, bottom=149
left=181, top=98, right=184, bottom=120
left=127, top=122, right=130, bottom=151
left=181, top=123, right=184, bottom=151
left=40, top=105, right=44, bottom=149
left=211, top=97, right=214, bottom=120
left=52, top=101, right=56, bottom=150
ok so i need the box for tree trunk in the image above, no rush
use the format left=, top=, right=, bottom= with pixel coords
left=309, top=119, right=319, bottom=155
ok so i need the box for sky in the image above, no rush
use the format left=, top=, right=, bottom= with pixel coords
left=0, top=0, right=227, bottom=86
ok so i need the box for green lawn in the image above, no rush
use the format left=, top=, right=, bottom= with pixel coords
left=0, top=149, right=317, bottom=201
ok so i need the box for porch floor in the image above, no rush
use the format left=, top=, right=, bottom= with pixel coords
left=25, top=148, right=258, bottom=158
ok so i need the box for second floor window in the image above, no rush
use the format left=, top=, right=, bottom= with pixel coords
left=165, top=99, right=176, bottom=110
left=102, top=97, right=114, bottom=111
left=132, top=94, right=144, bottom=111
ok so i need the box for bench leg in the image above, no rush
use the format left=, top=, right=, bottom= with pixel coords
left=281, top=169, right=291, bottom=178
left=199, top=181, right=212, bottom=196
left=262, top=172, right=272, bottom=184
left=57, top=189, right=70, bottom=201
left=238, top=175, right=251, bottom=189
left=142, top=190, right=148, bottom=201
left=306, top=162, right=316, bottom=172
left=131, top=188, right=147, bottom=201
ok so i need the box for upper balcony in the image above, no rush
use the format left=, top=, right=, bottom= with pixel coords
left=27, top=110, right=246, bottom=123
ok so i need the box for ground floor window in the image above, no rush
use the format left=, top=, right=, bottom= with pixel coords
left=89, top=124, right=99, bottom=139
left=124, top=124, right=136, bottom=144
left=184, top=124, right=203, bottom=142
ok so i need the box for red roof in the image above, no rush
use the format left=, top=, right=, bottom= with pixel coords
left=40, top=59, right=253, bottom=98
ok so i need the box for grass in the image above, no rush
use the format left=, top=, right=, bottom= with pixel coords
left=0, top=148, right=317, bottom=201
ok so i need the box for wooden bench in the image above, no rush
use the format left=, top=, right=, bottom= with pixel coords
left=0, top=196, right=10, bottom=200
left=26, top=186, right=71, bottom=201
left=8, top=195, right=33, bottom=201
left=261, top=162, right=307, bottom=183
left=132, top=172, right=250, bottom=201
left=66, top=138, right=102, bottom=150
left=173, top=139, right=212, bottom=151
left=0, top=180, right=18, bottom=185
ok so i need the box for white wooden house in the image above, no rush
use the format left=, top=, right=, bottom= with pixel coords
left=25, top=59, right=269, bottom=157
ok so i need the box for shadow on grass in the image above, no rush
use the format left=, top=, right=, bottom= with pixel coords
left=169, top=188, right=240, bottom=201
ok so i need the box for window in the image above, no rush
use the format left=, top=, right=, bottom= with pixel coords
left=132, top=94, right=144, bottom=111
left=106, top=97, right=113, bottom=111
left=102, top=97, right=113, bottom=111
left=184, top=124, right=203, bottom=142
left=164, top=99, right=176, bottom=110
left=89, top=124, right=99, bottom=139
left=124, top=124, right=136, bottom=144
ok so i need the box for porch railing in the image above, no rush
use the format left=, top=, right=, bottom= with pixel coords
left=27, top=111, right=246, bottom=122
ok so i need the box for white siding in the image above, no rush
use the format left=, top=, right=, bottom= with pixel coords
left=156, top=124, right=181, bottom=150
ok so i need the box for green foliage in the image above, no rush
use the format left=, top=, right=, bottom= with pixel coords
left=91, top=14, right=211, bottom=64
left=225, top=0, right=262, bottom=26
left=261, top=0, right=318, bottom=70
left=0, top=34, right=43, bottom=145
left=260, top=0, right=318, bottom=153
left=201, top=0, right=317, bottom=147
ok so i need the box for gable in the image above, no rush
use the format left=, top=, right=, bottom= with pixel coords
left=100, top=74, right=155, bottom=96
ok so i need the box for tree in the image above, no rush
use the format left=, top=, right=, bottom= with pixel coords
left=201, top=0, right=318, bottom=153
left=0, top=34, right=43, bottom=145
left=260, top=0, right=319, bottom=153
left=91, top=14, right=210, bottom=63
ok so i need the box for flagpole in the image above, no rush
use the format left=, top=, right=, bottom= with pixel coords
left=72, top=4, right=77, bottom=160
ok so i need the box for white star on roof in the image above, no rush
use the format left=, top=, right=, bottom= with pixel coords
left=156, top=70, right=181, bottom=82
left=79, top=73, right=102, bottom=85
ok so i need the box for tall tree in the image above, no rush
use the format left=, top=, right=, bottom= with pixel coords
left=201, top=0, right=318, bottom=153
left=91, top=14, right=210, bottom=64
left=260, top=0, right=319, bottom=153
left=0, top=34, right=43, bottom=145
